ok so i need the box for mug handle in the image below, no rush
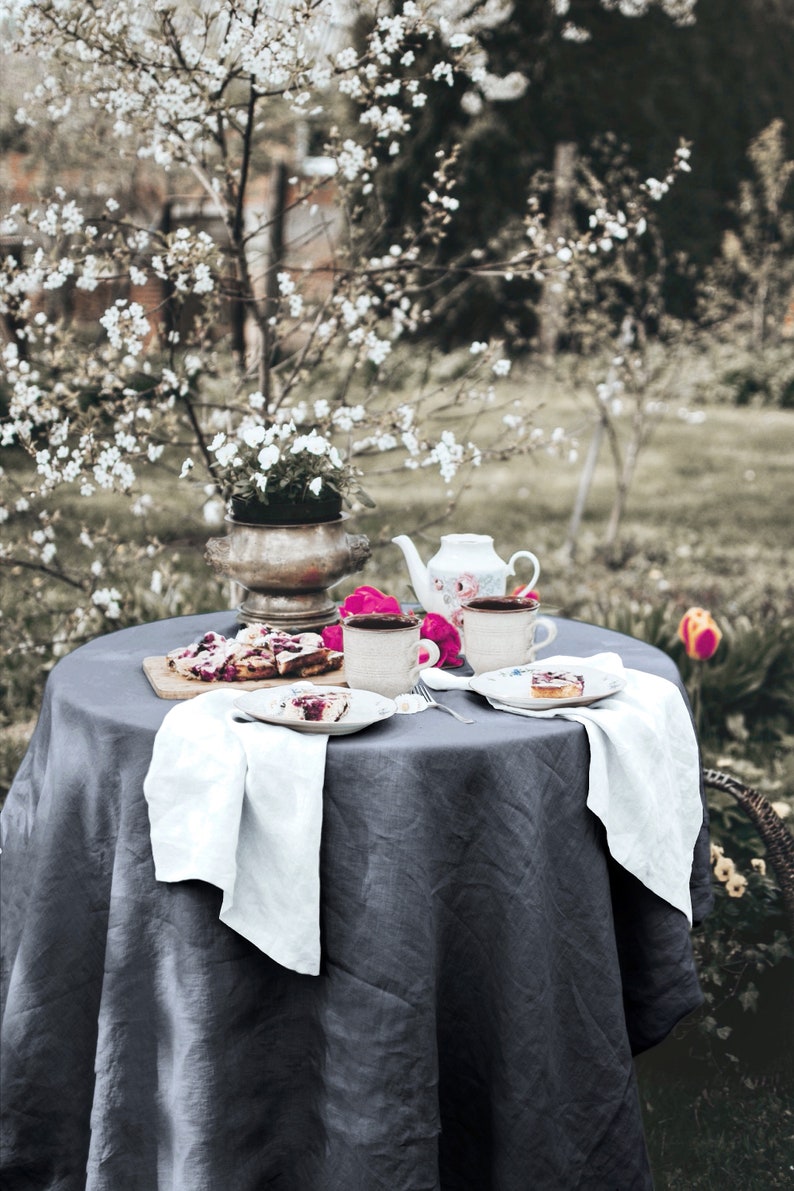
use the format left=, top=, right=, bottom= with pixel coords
left=417, top=639, right=441, bottom=668
left=529, top=616, right=557, bottom=658
left=506, top=550, right=541, bottom=596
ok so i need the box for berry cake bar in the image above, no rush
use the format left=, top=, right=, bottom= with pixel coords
left=279, top=690, right=351, bottom=723
left=530, top=670, right=585, bottom=699
left=166, top=627, right=343, bottom=684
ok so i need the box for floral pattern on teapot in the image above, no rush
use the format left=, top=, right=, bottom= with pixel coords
left=431, top=569, right=507, bottom=629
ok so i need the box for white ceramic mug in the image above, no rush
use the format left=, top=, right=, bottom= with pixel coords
left=342, top=613, right=441, bottom=699
left=460, top=597, right=558, bottom=675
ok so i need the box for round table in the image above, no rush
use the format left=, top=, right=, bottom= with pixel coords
left=1, top=613, right=712, bottom=1191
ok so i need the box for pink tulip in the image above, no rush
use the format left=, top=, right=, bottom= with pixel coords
left=678, top=607, right=723, bottom=661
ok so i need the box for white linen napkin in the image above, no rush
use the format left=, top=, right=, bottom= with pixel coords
left=487, top=653, right=703, bottom=923
left=143, top=688, right=327, bottom=975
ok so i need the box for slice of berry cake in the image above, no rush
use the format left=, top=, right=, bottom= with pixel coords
left=530, top=670, right=585, bottom=699
left=166, top=632, right=243, bottom=682
left=272, top=631, right=343, bottom=678
left=279, top=690, right=351, bottom=723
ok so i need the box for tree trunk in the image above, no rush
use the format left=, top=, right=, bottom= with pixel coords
left=159, top=199, right=176, bottom=347
left=751, top=258, right=769, bottom=351
left=603, top=412, right=642, bottom=555
left=537, top=141, right=577, bottom=361
left=266, top=159, right=288, bottom=320
left=257, top=158, right=289, bottom=395
left=563, top=416, right=604, bottom=563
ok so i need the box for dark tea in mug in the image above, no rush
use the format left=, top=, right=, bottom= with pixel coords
left=343, top=613, right=418, bottom=631
left=463, top=597, right=540, bottom=613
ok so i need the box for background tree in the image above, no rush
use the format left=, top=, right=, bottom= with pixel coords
left=1, top=0, right=686, bottom=666
left=698, top=119, right=794, bottom=353
left=368, top=0, right=794, bottom=343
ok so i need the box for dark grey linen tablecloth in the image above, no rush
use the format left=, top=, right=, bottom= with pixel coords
left=1, top=613, right=712, bottom=1191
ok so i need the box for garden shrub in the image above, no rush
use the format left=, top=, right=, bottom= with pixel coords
left=722, top=366, right=772, bottom=406
left=719, top=351, right=794, bottom=409
left=688, top=809, right=793, bottom=1070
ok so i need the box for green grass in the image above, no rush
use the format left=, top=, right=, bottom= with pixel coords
left=639, top=1074, right=794, bottom=1189
left=637, top=1022, right=794, bottom=1190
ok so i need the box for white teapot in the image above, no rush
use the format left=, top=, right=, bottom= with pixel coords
left=392, top=533, right=541, bottom=629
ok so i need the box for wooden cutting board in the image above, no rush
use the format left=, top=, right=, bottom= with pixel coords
left=142, top=655, right=347, bottom=700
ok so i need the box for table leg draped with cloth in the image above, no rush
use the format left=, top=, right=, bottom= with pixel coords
left=1, top=614, right=712, bottom=1191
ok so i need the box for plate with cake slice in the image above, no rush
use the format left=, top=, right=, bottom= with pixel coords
left=469, top=662, right=626, bottom=710
left=234, top=683, right=397, bottom=735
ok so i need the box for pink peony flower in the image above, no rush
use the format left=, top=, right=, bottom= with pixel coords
left=338, top=585, right=402, bottom=618
left=419, top=611, right=464, bottom=668
left=321, top=585, right=404, bottom=652
left=321, top=623, right=343, bottom=651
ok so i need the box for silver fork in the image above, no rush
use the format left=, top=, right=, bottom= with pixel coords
left=415, top=679, right=475, bottom=724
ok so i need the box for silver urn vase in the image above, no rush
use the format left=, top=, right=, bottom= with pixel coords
left=205, top=512, right=371, bottom=631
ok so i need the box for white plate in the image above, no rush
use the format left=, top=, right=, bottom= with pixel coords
left=469, top=662, right=626, bottom=710
left=234, top=683, right=397, bottom=735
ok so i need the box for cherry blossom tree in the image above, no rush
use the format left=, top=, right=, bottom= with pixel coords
left=0, top=0, right=693, bottom=669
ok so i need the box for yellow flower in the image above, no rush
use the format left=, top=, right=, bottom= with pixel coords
left=750, top=857, right=767, bottom=876
left=710, top=842, right=725, bottom=861
left=713, top=855, right=735, bottom=883
left=726, top=873, right=748, bottom=898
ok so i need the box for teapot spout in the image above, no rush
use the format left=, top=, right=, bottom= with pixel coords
left=391, top=534, right=432, bottom=609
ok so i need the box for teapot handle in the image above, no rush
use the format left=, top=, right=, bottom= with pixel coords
left=506, top=550, right=540, bottom=596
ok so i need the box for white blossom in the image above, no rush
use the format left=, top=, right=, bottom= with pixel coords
left=92, top=587, right=122, bottom=619
left=644, top=177, right=668, bottom=201
left=214, top=442, right=239, bottom=468
left=99, top=301, right=150, bottom=356
left=291, top=431, right=328, bottom=457
left=561, top=23, right=591, bottom=43
left=242, top=424, right=267, bottom=449
left=332, top=405, right=366, bottom=431
left=257, top=444, right=281, bottom=470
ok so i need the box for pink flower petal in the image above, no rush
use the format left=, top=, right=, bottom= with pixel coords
left=420, top=611, right=463, bottom=668
left=340, top=585, right=402, bottom=617
left=321, top=624, right=343, bottom=651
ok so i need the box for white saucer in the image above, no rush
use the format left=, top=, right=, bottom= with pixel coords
left=234, top=683, right=397, bottom=735
left=469, top=662, right=626, bottom=710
